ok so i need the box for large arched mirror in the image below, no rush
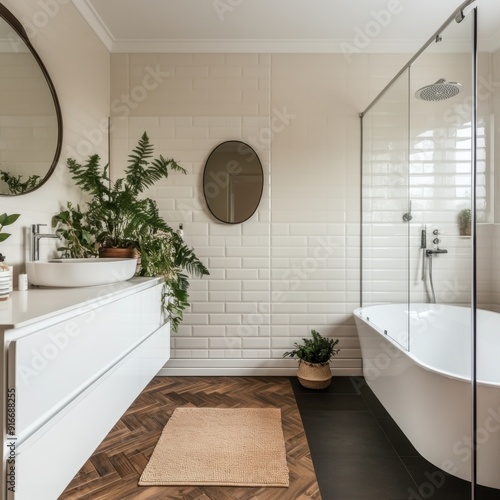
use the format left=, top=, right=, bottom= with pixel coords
left=0, top=4, right=62, bottom=196
left=203, top=141, right=264, bottom=224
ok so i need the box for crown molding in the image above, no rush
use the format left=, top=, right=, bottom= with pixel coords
left=105, top=38, right=430, bottom=54
left=71, top=0, right=114, bottom=51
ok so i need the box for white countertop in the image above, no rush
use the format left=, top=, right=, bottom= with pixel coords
left=0, top=277, right=162, bottom=329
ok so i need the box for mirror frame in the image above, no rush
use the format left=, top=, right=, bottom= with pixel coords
left=0, top=3, right=63, bottom=196
left=203, top=140, right=264, bottom=224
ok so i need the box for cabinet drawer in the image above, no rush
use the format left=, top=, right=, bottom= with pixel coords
left=8, top=283, right=163, bottom=441
left=12, top=322, right=169, bottom=500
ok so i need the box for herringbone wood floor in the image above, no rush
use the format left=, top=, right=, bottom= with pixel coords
left=59, top=376, right=321, bottom=500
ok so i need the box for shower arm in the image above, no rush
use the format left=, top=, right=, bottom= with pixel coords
left=359, top=0, right=475, bottom=117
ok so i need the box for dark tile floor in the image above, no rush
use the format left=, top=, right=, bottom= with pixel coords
left=291, top=376, right=500, bottom=500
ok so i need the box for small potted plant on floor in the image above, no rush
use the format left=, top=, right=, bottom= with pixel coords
left=283, top=330, right=340, bottom=389
left=458, top=208, right=471, bottom=236
left=52, top=132, right=209, bottom=331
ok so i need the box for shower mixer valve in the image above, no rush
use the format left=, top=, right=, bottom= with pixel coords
left=426, top=248, right=448, bottom=256
left=425, top=228, right=447, bottom=256
left=430, top=228, right=445, bottom=249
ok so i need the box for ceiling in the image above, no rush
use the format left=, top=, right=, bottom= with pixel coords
left=71, top=0, right=500, bottom=53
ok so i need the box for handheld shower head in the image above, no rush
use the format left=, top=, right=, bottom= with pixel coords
left=415, top=78, right=463, bottom=101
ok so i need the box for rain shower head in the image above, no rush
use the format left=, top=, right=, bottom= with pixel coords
left=415, top=78, right=463, bottom=101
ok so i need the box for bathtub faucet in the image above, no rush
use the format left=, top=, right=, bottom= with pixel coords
left=426, top=248, right=448, bottom=256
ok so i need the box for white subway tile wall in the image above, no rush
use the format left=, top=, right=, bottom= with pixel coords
left=362, top=51, right=496, bottom=318
left=110, top=53, right=368, bottom=375
left=109, top=48, right=500, bottom=374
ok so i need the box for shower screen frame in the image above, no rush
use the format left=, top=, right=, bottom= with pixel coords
left=359, top=0, right=478, bottom=494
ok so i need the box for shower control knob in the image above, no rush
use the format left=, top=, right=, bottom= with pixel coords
left=433, top=238, right=440, bottom=245
left=433, top=229, right=441, bottom=235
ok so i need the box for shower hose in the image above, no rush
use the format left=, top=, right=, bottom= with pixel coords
left=428, top=254, right=437, bottom=304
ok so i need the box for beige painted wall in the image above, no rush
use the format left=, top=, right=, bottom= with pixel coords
left=0, top=1, right=110, bottom=276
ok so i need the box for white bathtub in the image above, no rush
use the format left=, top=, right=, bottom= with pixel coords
left=354, top=303, right=500, bottom=490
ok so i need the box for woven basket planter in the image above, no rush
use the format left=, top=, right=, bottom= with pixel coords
left=297, top=360, right=332, bottom=389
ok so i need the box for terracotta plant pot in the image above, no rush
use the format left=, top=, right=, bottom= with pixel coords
left=98, top=247, right=139, bottom=259
left=99, top=247, right=140, bottom=275
left=297, top=360, right=332, bottom=389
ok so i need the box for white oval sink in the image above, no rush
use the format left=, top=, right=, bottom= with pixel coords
left=26, top=258, right=138, bottom=288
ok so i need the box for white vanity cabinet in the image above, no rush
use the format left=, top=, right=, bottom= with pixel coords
left=1, top=278, right=170, bottom=500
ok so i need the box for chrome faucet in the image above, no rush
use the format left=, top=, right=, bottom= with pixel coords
left=31, top=224, right=61, bottom=261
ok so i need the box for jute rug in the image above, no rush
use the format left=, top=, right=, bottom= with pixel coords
left=139, top=407, right=289, bottom=487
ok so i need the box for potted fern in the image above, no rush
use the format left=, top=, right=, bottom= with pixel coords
left=52, top=132, right=209, bottom=331
left=283, top=330, right=340, bottom=389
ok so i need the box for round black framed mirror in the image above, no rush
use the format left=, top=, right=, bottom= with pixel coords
left=203, top=141, right=264, bottom=224
left=0, top=4, right=63, bottom=196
